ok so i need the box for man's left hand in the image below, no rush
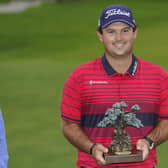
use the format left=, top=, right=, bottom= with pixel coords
left=136, top=139, right=150, bottom=160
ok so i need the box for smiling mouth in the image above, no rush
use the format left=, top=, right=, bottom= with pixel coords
left=114, top=43, right=125, bottom=48
left=116, top=44, right=124, bottom=47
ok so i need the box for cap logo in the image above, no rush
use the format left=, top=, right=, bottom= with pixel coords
left=105, top=9, right=130, bottom=19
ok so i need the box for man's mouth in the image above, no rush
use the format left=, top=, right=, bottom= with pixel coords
left=114, top=43, right=125, bottom=48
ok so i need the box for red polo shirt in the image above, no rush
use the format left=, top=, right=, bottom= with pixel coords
left=61, top=55, right=168, bottom=168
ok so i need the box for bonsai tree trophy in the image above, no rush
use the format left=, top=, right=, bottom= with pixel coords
left=97, top=102, right=144, bottom=164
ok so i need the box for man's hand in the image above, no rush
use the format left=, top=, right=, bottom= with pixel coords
left=91, top=144, right=108, bottom=165
left=136, top=139, right=150, bottom=160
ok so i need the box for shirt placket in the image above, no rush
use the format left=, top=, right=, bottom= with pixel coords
left=117, top=73, right=130, bottom=102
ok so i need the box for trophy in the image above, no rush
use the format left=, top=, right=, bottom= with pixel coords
left=97, top=102, right=144, bottom=164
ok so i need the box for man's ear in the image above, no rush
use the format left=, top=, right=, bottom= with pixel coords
left=134, top=28, right=138, bottom=39
left=96, top=31, right=103, bottom=42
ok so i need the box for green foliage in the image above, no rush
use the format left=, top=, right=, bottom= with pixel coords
left=124, top=113, right=144, bottom=128
left=0, top=0, right=167, bottom=168
left=97, top=102, right=143, bottom=128
left=131, top=104, right=140, bottom=111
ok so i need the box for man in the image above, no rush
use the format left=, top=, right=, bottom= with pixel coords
left=61, top=4, right=168, bottom=168
left=0, top=110, right=9, bottom=168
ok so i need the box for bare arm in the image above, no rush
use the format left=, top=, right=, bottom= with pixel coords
left=137, top=120, right=168, bottom=160
left=61, top=120, right=108, bottom=165
left=147, top=120, right=168, bottom=145
left=61, top=120, right=93, bottom=153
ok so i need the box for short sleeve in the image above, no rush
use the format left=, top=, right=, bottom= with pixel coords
left=61, top=69, right=81, bottom=124
left=159, top=72, right=168, bottom=119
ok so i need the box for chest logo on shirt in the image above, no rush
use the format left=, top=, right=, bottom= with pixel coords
left=89, top=80, right=108, bottom=85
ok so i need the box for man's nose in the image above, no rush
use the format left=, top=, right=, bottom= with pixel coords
left=115, top=33, right=122, bottom=41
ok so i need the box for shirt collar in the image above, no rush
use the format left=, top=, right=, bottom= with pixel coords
left=101, top=54, right=138, bottom=76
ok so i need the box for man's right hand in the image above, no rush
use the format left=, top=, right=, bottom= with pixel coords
left=91, top=144, right=109, bottom=166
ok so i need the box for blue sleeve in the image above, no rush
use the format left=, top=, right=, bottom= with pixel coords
left=0, top=111, right=9, bottom=168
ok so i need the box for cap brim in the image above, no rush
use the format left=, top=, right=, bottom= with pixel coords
left=101, top=19, right=136, bottom=29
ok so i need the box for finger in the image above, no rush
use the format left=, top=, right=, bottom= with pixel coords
left=136, top=139, right=147, bottom=150
left=136, top=139, right=149, bottom=160
left=94, top=151, right=106, bottom=165
left=136, top=141, right=141, bottom=151
left=96, top=155, right=106, bottom=165
left=142, top=147, right=149, bottom=160
left=93, top=144, right=108, bottom=165
left=98, top=144, right=108, bottom=152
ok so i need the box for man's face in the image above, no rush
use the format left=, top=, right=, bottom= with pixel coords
left=97, top=22, right=137, bottom=58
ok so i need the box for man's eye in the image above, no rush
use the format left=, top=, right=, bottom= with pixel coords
left=108, top=31, right=115, bottom=34
left=123, top=28, right=131, bottom=33
left=123, top=29, right=129, bottom=32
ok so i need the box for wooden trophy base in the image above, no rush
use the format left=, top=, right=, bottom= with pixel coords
left=104, top=150, right=143, bottom=164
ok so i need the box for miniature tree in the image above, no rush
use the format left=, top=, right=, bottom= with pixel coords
left=97, top=102, right=144, bottom=154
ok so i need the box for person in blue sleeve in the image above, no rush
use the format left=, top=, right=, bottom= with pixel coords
left=0, top=109, right=9, bottom=168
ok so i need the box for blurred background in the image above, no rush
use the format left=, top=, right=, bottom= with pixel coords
left=0, top=0, right=167, bottom=167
